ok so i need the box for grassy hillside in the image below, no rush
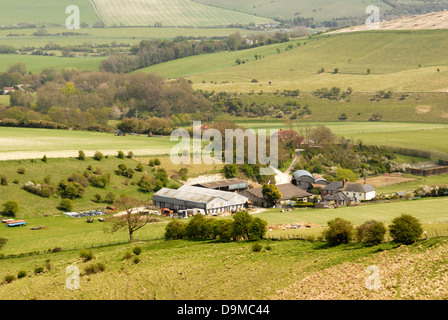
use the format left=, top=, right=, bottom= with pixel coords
left=141, top=30, right=448, bottom=93
left=93, top=0, right=273, bottom=27
left=0, top=0, right=100, bottom=26
left=194, top=0, right=391, bottom=20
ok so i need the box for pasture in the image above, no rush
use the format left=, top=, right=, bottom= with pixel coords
left=93, top=0, right=273, bottom=27
left=142, top=30, right=448, bottom=93
left=0, top=127, right=176, bottom=160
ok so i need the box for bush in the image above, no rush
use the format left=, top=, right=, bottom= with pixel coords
left=117, top=151, right=125, bottom=159
left=164, top=220, right=186, bottom=240
left=17, top=270, right=27, bottom=279
left=213, top=219, right=234, bottom=242
left=79, top=249, right=94, bottom=261
left=122, top=251, right=133, bottom=260
left=232, top=211, right=253, bottom=241
left=251, top=242, right=263, bottom=252
left=323, top=218, right=354, bottom=246
left=42, top=155, right=48, bottom=162
left=4, top=275, right=15, bottom=283
left=58, top=180, right=85, bottom=199
left=135, top=163, right=144, bottom=172
left=0, top=174, right=8, bottom=186
left=132, top=256, right=140, bottom=264
left=356, top=220, right=387, bottom=245
left=104, top=192, right=116, bottom=204
left=58, top=198, right=73, bottom=212
left=34, top=266, right=44, bottom=274
left=127, top=151, right=134, bottom=159
left=78, top=150, right=86, bottom=160
left=389, top=214, right=423, bottom=245
left=133, top=246, right=142, bottom=256
left=17, top=167, right=26, bottom=175
left=2, top=200, right=19, bottom=217
left=249, top=217, right=268, bottom=240
left=154, top=158, right=161, bottom=166
left=93, top=151, right=103, bottom=161
left=84, top=262, right=105, bottom=275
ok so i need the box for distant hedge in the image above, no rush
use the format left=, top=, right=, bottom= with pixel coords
left=0, top=118, right=68, bottom=130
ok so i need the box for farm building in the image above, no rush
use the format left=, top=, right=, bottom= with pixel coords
left=292, top=170, right=328, bottom=191
left=2, top=87, right=15, bottom=95
left=193, top=178, right=248, bottom=192
left=405, top=164, right=448, bottom=176
left=271, top=129, right=308, bottom=148
left=239, top=183, right=312, bottom=208
left=321, top=180, right=376, bottom=202
left=152, top=185, right=248, bottom=214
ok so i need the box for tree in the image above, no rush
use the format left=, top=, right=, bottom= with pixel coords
left=104, top=192, right=116, bottom=204
left=222, top=164, right=238, bottom=179
left=105, top=195, right=153, bottom=242
left=323, top=218, right=354, bottom=246
left=7, top=63, right=27, bottom=75
left=249, top=217, right=268, bottom=240
left=389, top=214, right=423, bottom=245
left=232, top=211, right=253, bottom=241
left=262, top=184, right=282, bottom=206
left=356, top=220, right=386, bottom=245
left=333, top=68, right=339, bottom=74
left=164, top=220, right=186, bottom=240
left=2, top=201, right=19, bottom=217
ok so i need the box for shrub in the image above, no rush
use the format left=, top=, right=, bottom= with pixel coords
left=154, top=158, right=161, bottom=166
left=4, top=275, right=15, bottom=283
left=323, top=218, right=354, bottom=246
left=213, top=219, right=234, bottom=242
left=133, top=246, right=142, bottom=256
left=78, top=150, right=86, bottom=160
left=389, top=214, right=423, bottom=245
left=185, top=214, right=205, bottom=239
left=93, top=151, right=103, bottom=161
left=164, top=220, right=186, bottom=240
left=58, top=180, right=85, bottom=199
left=117, top=151, right=125, bottom=159
left=94, top=193, right=103, bottom=203
left=42, top=155, right=48, bottom=162
left=251, top=242, right=263, bottom=252
left=34, top=266, right=44, bottom=274
left=79, top=249, right=94, bottom=261
left=127, top=151, right=134, bottom=159
left=45, top=259, right=53, bottom=271
left=17, top=270, right=27, bottom=279
left=122, top=251, right=133, bottom=260
left=232, top=211, right=253, bottom=241
left=356, top=220, right=387, bottom=245
left=104, top=192, right=116, bottom=204
left=84, top=262, right=105, bottom=275
left=58, top=199, right=73, bottom=212
left=0, top=174, right=8, bottom=186
left=22, top=181, right=57, bottom=198
left=2, top=200, right=19, bottom=217
left=148, top=160, right=155, bottom=167
left=135, top=163, right=144, bottom=172
left=17, top=167, right=25, bottom=175
left=132, top=256, right=140, bottom=264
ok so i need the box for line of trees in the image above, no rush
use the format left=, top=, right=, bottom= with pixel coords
left=165, top=211, right=268, bottom=242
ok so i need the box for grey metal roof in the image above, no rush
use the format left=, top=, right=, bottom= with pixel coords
left=292, top=170, right=313, bottom=180
left=153, top=185, right=247, bottom=204
left=194, top=178, right=248, bottom=190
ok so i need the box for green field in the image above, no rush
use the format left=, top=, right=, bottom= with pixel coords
left=0, top=54, right=104, bottom=73
left=93, top=0, right=273, bottom=27
left=195, top=0, right=392, bottom=20
left=141, top=30, right=448, bottom=93
left=0, top=127, right=176, bottom=159
left=0, top=0, right=100, bottom=26
left=0, top=27, right=270, bottom=47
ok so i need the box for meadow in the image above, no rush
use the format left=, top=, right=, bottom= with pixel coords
left=93, top=0, right=273, bottom=27
left=0, top=127, right=176, bottom=160
left=141, top=30, right=448, bottom=93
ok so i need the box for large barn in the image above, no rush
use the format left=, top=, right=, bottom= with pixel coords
left=152, top=185, right=248, bottom=214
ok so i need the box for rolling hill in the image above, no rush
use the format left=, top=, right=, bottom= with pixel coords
left=140, top=29, right=448, bottom=93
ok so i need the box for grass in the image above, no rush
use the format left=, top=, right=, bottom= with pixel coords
left=0, top=127, right=176, bottom=157
left=0, top=26, right=270, bottom=47
left=141, top=30, right=448, bottom=93
left=94, top=0, right=273, bottom=27
left=255, top=197, right=448, bottom=226
left=0, top=0, right=100, bottom=26
left=0, top=54, right=104, bottom=73
left=194, top=0, right=392, bottom=20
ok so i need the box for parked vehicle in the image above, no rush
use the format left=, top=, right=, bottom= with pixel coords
left=187, top=208, right=206, bottom=216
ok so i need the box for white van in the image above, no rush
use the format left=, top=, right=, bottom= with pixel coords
left=187, top=208, right=206, bottom=216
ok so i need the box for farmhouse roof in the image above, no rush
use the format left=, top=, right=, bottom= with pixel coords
left=194, top=178, right=248, bottom=190
left=323, top=181, right=376, bottom=193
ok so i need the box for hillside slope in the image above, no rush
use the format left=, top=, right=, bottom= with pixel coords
left=141, top=29, right=448, bottom=93
left=0, top=0, right=100, bottom=26
left=331, top=10, right=448, bottom=33
left=92, top=0, right=273, bottom=27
